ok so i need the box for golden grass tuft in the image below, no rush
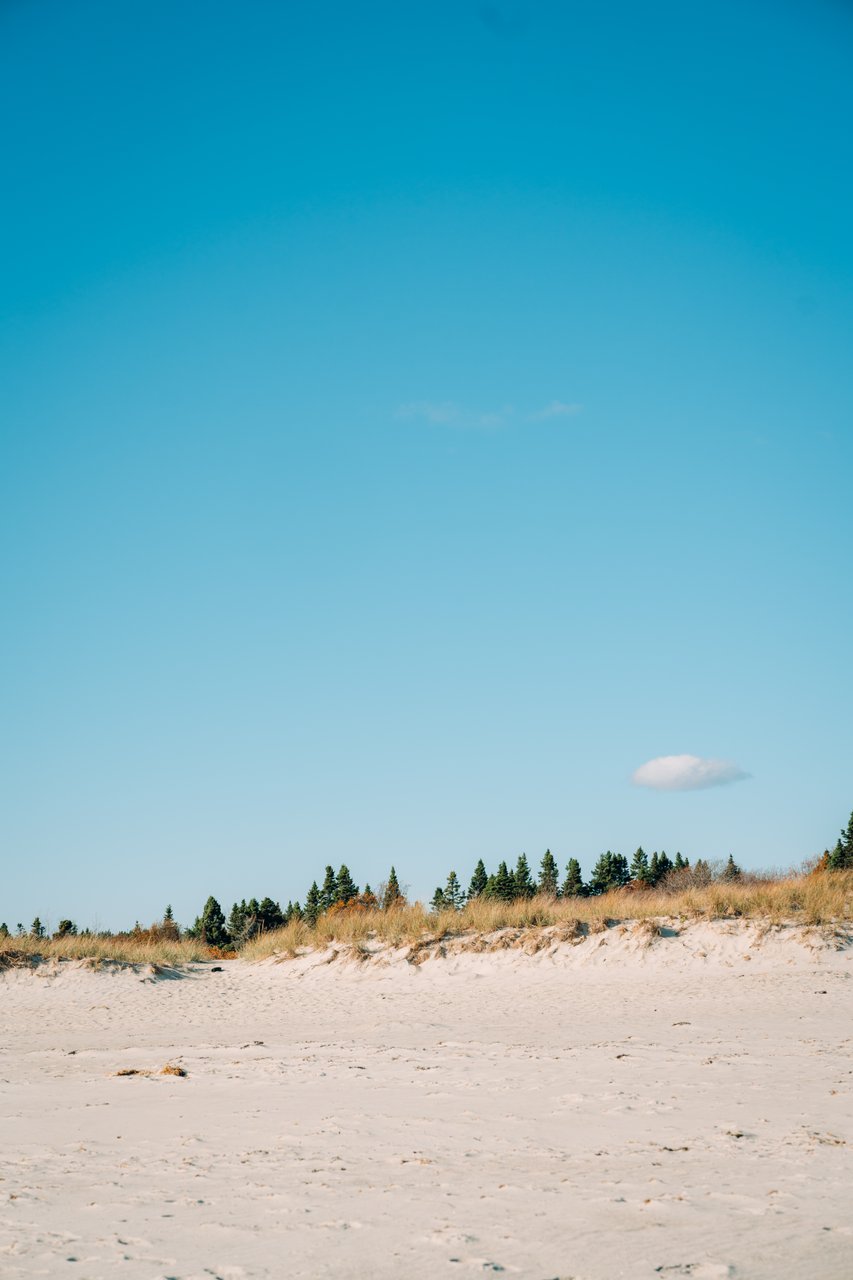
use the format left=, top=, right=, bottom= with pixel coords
left=0, top=934, right=211, bottom=967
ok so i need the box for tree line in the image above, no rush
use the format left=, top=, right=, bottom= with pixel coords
left=5, top=810, right=853, bottom=945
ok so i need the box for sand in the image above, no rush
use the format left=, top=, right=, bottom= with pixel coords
left=1, top=919, right=851, bottom=1279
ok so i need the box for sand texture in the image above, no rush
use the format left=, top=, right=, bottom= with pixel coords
left=1, top=919, right=852, bottom=1279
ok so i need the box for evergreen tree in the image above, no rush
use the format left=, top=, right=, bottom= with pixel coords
left=320, top=866, right=338, bottom=911
left=336, top=865, right=358, bottom=903
left=538, top=849, right=560, bottom=897
left=199, top=896, right=228, bottom=948
left=30, top=917, right=45, bottom=938
left=828, top=839, right=847, bottom=870
left=674, top=852, right=688, bottom=871
left=443, top=870, right=465, bottom=910
left=164, top=905, right=175, bottom=924
left=837, top=811, right=853, bottom=868
left=649, top=851, right=660, bottom=885
left=227, top=899, right=251, bottom=944
left=54, top=920, right=76, bottom=937
left=693, top=858, right=710, bottom=881
left=589, top=852, right=628, bottom=894
left=721, top=854, right=742, bottom=880
left=655, top=852, right=673, bottom=883
left=630, top=847, right=650, bottom=883
left=0, top=923, right=8, bottom=938
left=431, top=886, right=446, bottom=911
left=468, top=859, right=488, bottom=899
left=611, top=853, right=630, bottom=886
left=561, top=858, right=586, bottom=897
left=383, top=866, right=403, bottom=909
left=257, top=897, right=284, bottom=932
left=304, top=882, right=321, bottom=926
left=513, top=853, right=535, bottom=899
left=491, top=860, right=514, bottom=902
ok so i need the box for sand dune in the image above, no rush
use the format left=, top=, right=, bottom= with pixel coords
left=1, top=920, right=851, bottom=1279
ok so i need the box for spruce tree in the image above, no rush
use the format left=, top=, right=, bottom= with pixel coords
left=648, top=851, right=660, bottom=885
left=30, top=917, right=45, bottom=939
left=442, top=871, right=465, bottom=910
left=199, top=896, right=229, bottom=948
left=336, top=865, right=358, bottom=904
left=561, top=858, right=587, bottom=897
left=0, top=923, right=8, bottom=938
left=674, top=852, right=688, bottom=871
left=722, top=854, right=742, bottom=880
left=655, top=852, right=673, bottom=883
left=55, top=919, right=76, bottom=937
left=468, top=859, right=488, bottom=899
left=630, top=847, right=650, bottom=883
left=320, top=866, right=338, bottom=911
left=383, top=866, right=403, bottom=909
left=538, top=849, right=559, bottom=897
left=828, top=839, right=846, bottom=870
left=492, top=860, right=514, bottom=901
left=513, top=853, right=535, bottom=899
left=164, top=905, right=175, bottom=924
left=589, top=853, right=615, bottom=895
left=304, top=881, right=322, bottom=926
left=838, top=811, right=853, bottom=868
left=430, top=886, right=446, bottom=911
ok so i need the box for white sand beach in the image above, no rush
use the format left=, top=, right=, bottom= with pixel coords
left=1, top=920, right=852, bottom=1279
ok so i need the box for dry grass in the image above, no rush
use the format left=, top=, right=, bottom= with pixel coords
left=4, top=872, right=851, bottom=970
left=0, top=933, right=211, bottom=967
left=240, top=871, right=853, bottom=959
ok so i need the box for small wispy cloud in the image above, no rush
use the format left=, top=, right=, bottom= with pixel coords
left=527, top=400, right=582, bottom=421
left=396, top=400, right=581, bottom=430
left=632, top=754, right=750, bottom=792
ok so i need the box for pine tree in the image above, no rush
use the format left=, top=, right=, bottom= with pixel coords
left=0, top=923, right=8, bottom=938
left=431, top=886, right=446, bottom=911
left=164, top=904, right=175, bottom=924
left=538, top=849, right=560, bottom=897
left=513, top=853, right=535, bottom=899
left=611, top=853, right=630, bottom=887
left=320, top=866, right=338, bottom=911
left=55, top=919, right=76, bottom=937
left=649, top=851, right=660, bottom=885
left=383, top=866, right=403, bottom=909
left=721, top=854, right=742, bottom=880
left=468, top=859, right=488, bottom=899
left=561, top=858, right=586, bottom=897
left=336, top=865, right=358, bottom=904
left=199, top=897, right=228, bottom=948
left=590, top=852, right=628, bottom=894
left=443, top=871, right=465, bottom=910
left=630, top=847, right=650, bottom=883
left=30, top=917, right=45, bottom=939
left=304, top=881, right=322, bottom=926
left=674, top=853, right=688, bottom=871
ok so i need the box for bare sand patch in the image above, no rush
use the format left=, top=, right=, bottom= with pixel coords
left=0, top=920, right=851, bottom=1278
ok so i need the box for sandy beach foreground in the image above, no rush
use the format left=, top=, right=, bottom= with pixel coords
left=1, top=920, right=851, bottom=1280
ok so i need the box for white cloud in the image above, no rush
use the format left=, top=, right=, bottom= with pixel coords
left=397, top=399, right=581, bottom=430
left=396, top=401, right=515, bottom=430
left=528, top=400, right=583, bottom=420
left=632, top=754, right=750, bottom=792
left=396, top=400, right=461, bottom=425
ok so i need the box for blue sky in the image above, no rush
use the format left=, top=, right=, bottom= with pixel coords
left=2, top=0, right=852, bottom=929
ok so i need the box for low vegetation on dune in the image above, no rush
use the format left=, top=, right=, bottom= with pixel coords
left=4, top=811, right=853, bottom=966
left=241, top=870, right=853, bottom=959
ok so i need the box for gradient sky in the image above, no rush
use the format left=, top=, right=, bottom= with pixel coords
left=2, top=0, right=852, bottom=930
